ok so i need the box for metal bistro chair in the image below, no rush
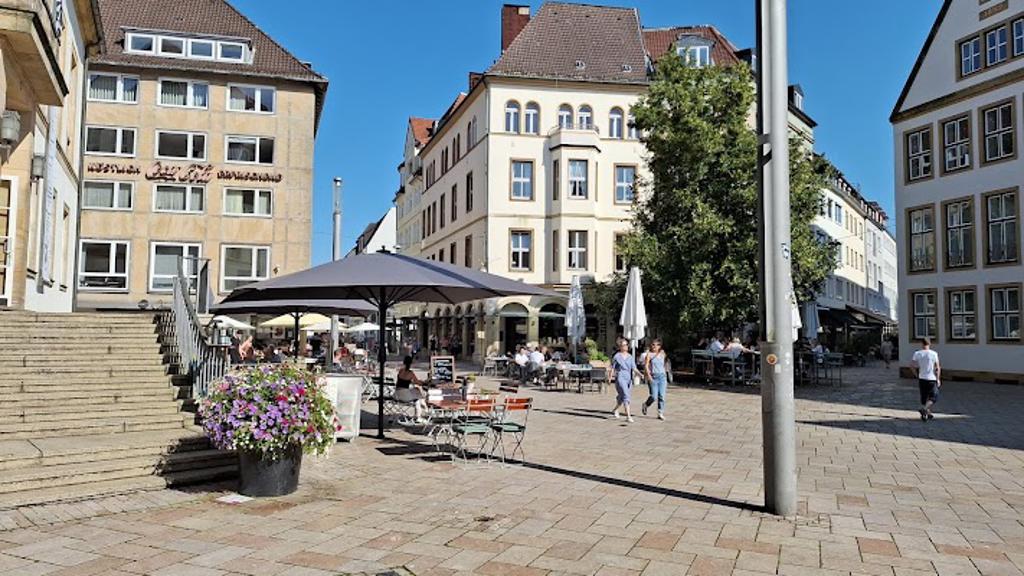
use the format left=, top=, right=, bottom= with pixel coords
left=482, top=357, right=498, bottom=377
left=490, top=397, right=532, bottom=464
left=825, top=353, right=844, bottom=386
left=451, top=398, right=497, bottom=464
left=584, top=367, right=607, bottom=393
left=691, top=350, right=715, bottom=383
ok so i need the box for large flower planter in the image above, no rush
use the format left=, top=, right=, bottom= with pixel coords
left=238, top=444, right=302, bottom=497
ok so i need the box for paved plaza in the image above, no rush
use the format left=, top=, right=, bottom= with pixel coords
left=2, top=365, right=1024, bottom=576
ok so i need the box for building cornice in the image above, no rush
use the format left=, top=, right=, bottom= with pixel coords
left=891, top=65, right=1024, bottom=124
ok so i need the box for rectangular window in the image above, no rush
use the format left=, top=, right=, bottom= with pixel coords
left=948, top=288, right=976, bottom=341
left=905, top=127, right=932, bottom=181
left=224, top=188, right=272, bottom=217
left=451, top=184, right=457, bottom=222
left=986, top=26, right=1008, bottom=66
left=552, top=230, right=559, bottom=272
left=1014, top=19, right=1024, bottom=56
left=156, top=130, right=206, bottom=161
left=228, top=85, right=275, bottom=113
left=989, top=286, right=1021, bottom=341
left=189, top=39, right=214, bottom=59
left=83, top=181, right=133, bottom=210
left=982, top=101, right=1015, bottom=163
left=85, top=126, right=136, bottom=156
left=226, top=136, right=275, bottom=164
left=960, top=37, right=982, bottom=76
left=510, top=231, right=532, bottom=271
left=945, top=199, right=974, bottom=268
left=154, top=184, right=204, bottom=213
left=511, top=160, right=533, bottom=200
left=615, top=165, right=636, bottom=204
left=221, top=245, right=269, bottom=291
left=159, top=79, right=208, bottom=108
left=449, top=242, right=456, bottom=265
left=465, top=172, right=473, bottom=213
left=464, top=235, right=472, bottom=268
left=942, top=115, right=971, bottom=173
left=912, top=290, right=938, bottom=340
left=159, top=36, right=185, bottom=56
left=218, top=42, right=246, bottom=62
left=438, top=248, right=445, bottom=263
left=568, top=159, right=588, bottom=199
left=149, top=242, right=201, bottom=292
left=552, top=159, right=560, bottom=201
left=909, top=206, right=935, bottom=272
left=79, top=240, right=129, bottom=291
left=125, top=33, right=155, bottom=54
left=432, top=201, right=437, bottom=233
left=568, top=230, right=588, bottom=270
left=614, top=234, right=627, bottom=273
left=985, top=190, right=1019, bottom=264
left=88, top=73, right=138, bottom=103
left=439, top=195, right=446, bottom=229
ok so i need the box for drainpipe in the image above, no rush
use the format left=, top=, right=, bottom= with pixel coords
left=36, top=106, right=58, bottom=295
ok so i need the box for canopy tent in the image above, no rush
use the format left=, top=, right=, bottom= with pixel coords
left=209, top=315, right=254, bottom=331
left=619, top=267, right=647, bottom=358
left=219, top=251, right=561, bottom=438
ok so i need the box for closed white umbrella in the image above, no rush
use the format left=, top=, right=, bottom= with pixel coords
left=566, top=275, right=587, bottom=361
left=619, top=266, right=648, bottom=357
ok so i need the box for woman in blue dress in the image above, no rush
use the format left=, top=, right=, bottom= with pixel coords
left=611, top=339, right=639, bottom=422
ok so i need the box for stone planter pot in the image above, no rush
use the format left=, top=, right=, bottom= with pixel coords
left=238, top=445, right=302, bottom=497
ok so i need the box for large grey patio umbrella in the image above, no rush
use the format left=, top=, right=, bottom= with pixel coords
left=210, top=299, right=375, bottom=360
left=565, top=275, right=586, bottom=362
left=219, top=251, right=561, bottom=438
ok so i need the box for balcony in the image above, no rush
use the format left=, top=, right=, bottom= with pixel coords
left=0, top=0, right=67, bottom=106
left=547, top=123, right=600, bottom=151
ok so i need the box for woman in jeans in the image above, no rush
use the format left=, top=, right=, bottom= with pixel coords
left=642, top=339, right=669, bottom=420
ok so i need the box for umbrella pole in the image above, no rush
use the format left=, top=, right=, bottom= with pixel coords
left=293, top=313, right=300, bottom=361
left=377, top=290, right=387, bottom=439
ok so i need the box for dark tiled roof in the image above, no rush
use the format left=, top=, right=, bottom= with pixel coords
left=488, top=2, right=649, bottom=84
left=409, top=117, right=435, bottom=148
left=642, top=26, right=741, bottom=66
left=92, top=0, right=326, bottom=85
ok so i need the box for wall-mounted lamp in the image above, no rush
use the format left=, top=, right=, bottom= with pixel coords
left=31, top=154, right=46, bottom=181
left=0, top=111, right=21, bottom=160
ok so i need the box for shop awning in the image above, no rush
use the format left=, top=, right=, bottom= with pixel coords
left=847, top=304, right=893, bottom=326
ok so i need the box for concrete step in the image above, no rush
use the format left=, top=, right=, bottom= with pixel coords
left=0, top=400, right=183, bottom=419
left=0, top=364, right=169, bottom=376
left=3, top=389, right=176, bottom=406
left=0, top=356, right=167, bottom=369
left=0, top=312, right=158, bottom=324
left=0, top=413, right=189, bottom=439
left=0, top=475, right=167, bottom=509
left=0, top=429, right=212, bottom=471
left=0, top=380, right=175, bottom=393
left=0, top=348, right=163, bottom=362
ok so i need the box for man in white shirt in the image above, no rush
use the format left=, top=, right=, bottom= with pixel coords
left=708, top=333, right=725, bottom=354
left=514, top=347, right=529, bottom=382
left=528, top=346, right=545, bottom=384
left=910, top=338, right=941, bottom=422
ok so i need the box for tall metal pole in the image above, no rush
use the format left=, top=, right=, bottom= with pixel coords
left=757, top=0, right=797, bottom=516
left=330, top=178, right=343, bottom=365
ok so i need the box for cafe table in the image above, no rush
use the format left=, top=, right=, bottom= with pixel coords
left=425, top=399, right=468, bottom=455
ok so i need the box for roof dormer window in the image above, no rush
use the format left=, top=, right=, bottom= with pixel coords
left=124, top=30, right=252, bottom=64
left=676, top=35, right=713, bottom=68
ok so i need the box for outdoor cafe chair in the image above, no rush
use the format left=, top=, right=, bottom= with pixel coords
left=691, top=350, right=715, bottom=383
left=489, top=397, right=532, bottom=464
left=584, top=367, right=607, bottom=393
left=825, top=353, right=844, bottom=385
left=451, top=398, right=497, bottom=464
left=482, top=357, right=499, bottom=377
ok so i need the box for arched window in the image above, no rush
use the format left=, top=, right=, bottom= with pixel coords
left=558, top=104, right=573, bottom=129
left=524, top=102, right=540, bottom=134
left=627, top=110, right=637, bottom=139
left=578, top=105, right=593, bottom=129
left=609, top=107, right=624, bottom=139
left=504, top=101, right=520, bottom=133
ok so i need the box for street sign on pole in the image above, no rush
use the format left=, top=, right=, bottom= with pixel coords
left=757, top=0, right=798, bottom=517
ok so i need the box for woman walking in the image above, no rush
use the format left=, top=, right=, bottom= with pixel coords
left=642, top=339, right=669, bottom=420
left=611, top=339, right=639, bottom=422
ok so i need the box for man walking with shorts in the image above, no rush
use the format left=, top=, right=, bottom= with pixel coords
left=910, top=338, right=940, bottom=422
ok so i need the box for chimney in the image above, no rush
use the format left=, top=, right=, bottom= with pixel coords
left=468, top=72, right=483, bottom=92
left=501, top=4, right=530, bottom=53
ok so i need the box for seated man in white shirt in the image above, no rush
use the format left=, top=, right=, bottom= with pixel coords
left=528, top=346, right=545, bottom=384
left=514, top=347, right=529, bottom=382
left=708, top=333, right=725, bottom=354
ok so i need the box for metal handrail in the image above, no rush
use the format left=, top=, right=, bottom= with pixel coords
left=168, top=257, right=226, bottom=399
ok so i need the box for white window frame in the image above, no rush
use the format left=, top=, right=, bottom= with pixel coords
left=511, top=160, right=533, bottom=200
left=946, top=199, right=973, bottom=268
left=220, top=245, right=270, bottom=292
left=990, top=286, right=1021, bottom=341
left=157, top=78, right=209, bottom=109
left=568, top=159, right=588, bottom=199
left=87, top=73, right=139, bottom=104
left=78, top=239, right=130, bottom=292
left=225, top=135, right=275, bottom=165
left=218, top=41, right=247, bottom=62
left=961, top=37, right=982, bottom=76
left=158, top=36, right=185, bottom=57
left=558, top=105, right=573, bottom=129
left=609, top=108, right=623, bottom=139
left=912, top=291, right=937, bottom=340
left=509, top=231, right=532, bottom=271
left=1014, top=19, right=1024, bottom=57
left=627, top=112, right=638, bottom=139
left=678, top=45, right=711, bottom=67
left=942, top=116, right=970, bottom=172
left=505, top=101, right=521, bottom=133
left=983, top=103, right=1015, bottom=162
left=82, top=180, right=133, bottom=211
left=223, top=188, right=273, bottom=218
left=85, top=126, right=136, bottom=157
left=188, top=38, right=215, bottom=60
left=155, top=130, right=207, bottom=161
left=577, top=105, right=593, bottom=129
left=153, top=183, right=205, bottom=214
left=986, top=26, right=1008, bottom=66
left=524, top=102, right=540, bottom=135
left=614, top=165, right=635, bottom=204
left=948, top=288, right=976, bottom=340
left=906, top=127, right=932, bottom=180
left=149, top=242, right=201, bottom=292
left=567, top=230, right=588, bottom=271
left=227, top=84, right=276, bottom=114
left=986, top=191, right=1018, bottom=264
left=125, top=32, right=155, bottom=54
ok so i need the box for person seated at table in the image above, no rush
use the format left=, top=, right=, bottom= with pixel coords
left=396, top=355, right=428, bottom=423
left=810, top=339, right=828, bottom=356
left=514, top=346, right=529, bottom=382
left=263, top=343, right=283, bottom=364
left=528, top=345, right=545, bottom=384
left=722, top=337, right=753, bottom=359
left=707, top=333, right=725, bottom=354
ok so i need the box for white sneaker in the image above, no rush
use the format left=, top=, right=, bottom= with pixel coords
left=658, top=412, right=665, bottom=421
left=627, top=416, right=635, bottom=423
left=612, top=411, right=620, bottom=419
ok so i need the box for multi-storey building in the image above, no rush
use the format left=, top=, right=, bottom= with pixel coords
left=865, top=201, right=898, bottom=322
left=891, top=0, right=1022, bottom=381
left=0, top=0, right=100, bottom=311
left=75, top=0, right=326, bottom=310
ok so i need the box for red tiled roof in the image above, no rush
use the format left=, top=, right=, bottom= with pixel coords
left=409, top=117, right=435, bottom=148
left=92, top=0, right=327, bottom=85
left=642, top=26, right=741, bottom=66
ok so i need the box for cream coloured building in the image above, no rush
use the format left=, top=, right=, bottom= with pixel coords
left=75, top=0, right=326, bottom=310
left=0, top=0, right=100, bottom=311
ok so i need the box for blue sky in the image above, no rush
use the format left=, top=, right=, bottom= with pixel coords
left=233, top=0, right=943, bottom=265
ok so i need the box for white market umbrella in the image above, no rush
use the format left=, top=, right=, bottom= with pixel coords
left=343, top=321, right=380, bottom=333
left=619, top=267, right=648, bottom=358
left=305, top=319, right=345, bottom=332
left=210, top=315, right=254, bottom=331
left=566, top=275, right=587, bottom=361
left=260, top=313, right=333, bottom=329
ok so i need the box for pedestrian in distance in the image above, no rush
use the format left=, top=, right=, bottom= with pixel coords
left=910, top=338, right=941, bottom=422
left=880, top=337, right=893, bottom=369
left=642, top=339, right=669, bottom=420
left=610, top=339, right=640, bottom=422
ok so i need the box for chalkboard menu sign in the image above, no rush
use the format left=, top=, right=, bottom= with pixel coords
left=430, top=355, right=455, bottom=385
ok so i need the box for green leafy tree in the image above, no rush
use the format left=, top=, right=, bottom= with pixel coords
left=622, top=53, right=836, bottom=337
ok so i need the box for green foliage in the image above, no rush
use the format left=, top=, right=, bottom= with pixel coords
left=584, top=338, right=609, bottom=362
left=622, top=53, right=836, bottom=335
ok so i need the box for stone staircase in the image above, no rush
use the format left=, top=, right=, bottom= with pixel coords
left=0, top=311, right=237, bottom=509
